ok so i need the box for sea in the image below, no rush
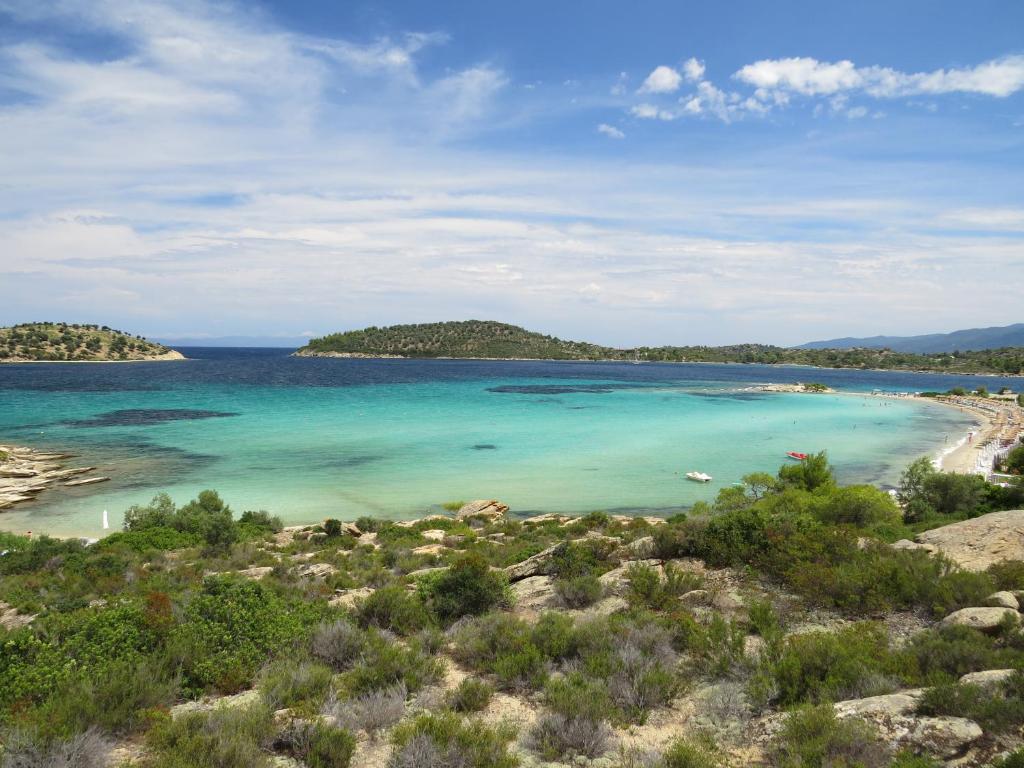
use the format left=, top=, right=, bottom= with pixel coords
left=1, top=348, right=1018, bottom=537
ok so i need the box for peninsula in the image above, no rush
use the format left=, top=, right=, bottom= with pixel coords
left=0, top=323, right=183, bottom=363
left=296, top=320, right=1024, bottom=375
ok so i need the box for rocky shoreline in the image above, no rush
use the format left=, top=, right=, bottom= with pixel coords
left=0, top=444, right=109, bottom=511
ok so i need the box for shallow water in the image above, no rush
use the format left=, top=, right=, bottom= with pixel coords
left=1, top=348, right=1011, bottom=537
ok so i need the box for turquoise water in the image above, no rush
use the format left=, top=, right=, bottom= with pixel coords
left=0, top=350, right=985, bottom=537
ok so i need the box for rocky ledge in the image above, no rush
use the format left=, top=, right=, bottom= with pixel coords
left=0, top=444, right=109, bottom=511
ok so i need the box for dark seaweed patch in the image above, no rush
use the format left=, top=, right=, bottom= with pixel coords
left=63, top=409, right=239, bottom=428
left=471, top=444, right=497, bottom=450
left=687, top=391, right=768, bottom=401
left=488, top=384, right=620, bottom=395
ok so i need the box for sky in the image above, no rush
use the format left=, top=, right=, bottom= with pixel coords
left=0, top=0, right=1022, bottom=347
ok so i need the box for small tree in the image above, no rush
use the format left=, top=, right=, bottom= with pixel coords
left=778, top=451, right=835, bottom=492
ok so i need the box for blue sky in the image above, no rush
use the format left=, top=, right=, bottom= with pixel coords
left=0, top=0, right=1022, bottom=346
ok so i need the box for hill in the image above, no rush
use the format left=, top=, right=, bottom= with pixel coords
left=0, top=322, right=183, bottom=363
left=800, top=322, right=1024, bottom=353
left=297, top=320, right=1024, bottom=375
left=299, top=320, right=614, bottom=360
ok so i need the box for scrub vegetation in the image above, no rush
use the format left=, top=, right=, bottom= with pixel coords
left=1, top=455, right=1024, bottom=766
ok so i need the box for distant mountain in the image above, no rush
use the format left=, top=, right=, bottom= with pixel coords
left=799, top=323, right=1024, bottom=354
left=296, top=320, right=1024, bottom=374
left=155, top=335, right=308, bottom=348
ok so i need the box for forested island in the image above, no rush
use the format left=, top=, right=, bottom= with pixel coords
left=3, top=455, right=1024, bottom=766
left=297, top=320, right=1024, bottom=375
left=0, top=323, right=183, bottom=363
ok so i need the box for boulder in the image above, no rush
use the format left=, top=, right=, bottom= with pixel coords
left=939, top=607, right=1019, bottom=633
left=504, top=542, right=564, bottom=582
left=328, top=587, right=374, bottom=610
left=421, top=529, right=446, bottom=541
left=834, top=690, right=924, bottom=719
left=456, top=500, right=509, bottom=521
left=614, top=536, right=655, bottom=561
left=986, top=591, right=1020, bottom=610
left=959, top=669, right=1017, bottom=688
left=510, top=575, right=556, bottom=612
left=294, top=562, right=337, bottom=580
left=679, top=589, right=711, bottom=607
left=915, top=510, right=1024, bottom=571
left=905, top=716, right=982, bottom=758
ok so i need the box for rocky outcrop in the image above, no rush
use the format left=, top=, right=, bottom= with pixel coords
left=510, top=575, right=556, bottom=613
left=0, top=444, right=109, bottom=511
left=456, top=500, right=509, bottom=521
left=833, top=691, right=981, bottom=759
left=939, top=607, right=1019, bottom=633
left=504, top=543, right=563, bottom=582
left=0, top=601, right=36, bottom=630
left=986, top=591, right=1020, bottom=610
left=914, top=510, right=1024, bottom=571
left=959, top=669, right=1016, bottom=689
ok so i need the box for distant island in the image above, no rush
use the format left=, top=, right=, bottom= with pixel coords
left=296, top=320, right=1024, bottom=375
left=0, top=323, right=184, bottom=363
left=800, top=322, right=1024, bottom=354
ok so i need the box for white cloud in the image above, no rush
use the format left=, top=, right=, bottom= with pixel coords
left=630, top=103, right=676, bottom=120
left=682, top=57, right=706, bottom=82
left=638, top=65, right=682, bottom=94
left=597, top=123, right=625, bottom=139
left=735, top=54, right=1024, bottom=99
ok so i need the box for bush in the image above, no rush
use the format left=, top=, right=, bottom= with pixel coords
left=626, top=562, right=702, bottom=611
left=278, top=719, right=356, bottom=768
left=762, top=623, right=901, bottom=706
left=772, top=705, right=890, bottom=768
left=917, top=673, right=1024, bottom=734
left=343, top=634, right=442, bottom=695
left=0, top=727, right=111, bottom=768
left=389, top=713, right=517, bottom=768
left=993, top=748, right=1024, bottom=768
left=356, top=585, right=431, bottom=635
left=447, top=678, right=494, bottom=712
left=419, top=552, right=509, bottom=623
left=990, top=560, right=1024, bottom=591
left=660, top=735, right=721, bottom=768
left=529, top=674, right=614, bottom=760
left=259, top=659, right=333, bottom=710
left=144, top=703, right=275, bottom=768
left=325, top=683, right=407, bottom=735
left=310, top=620, right=368, bottom=671
left=899, top=624, right=1013, bottom=681
left=814, top=485, right=901, bottom=529
left=554, top=574, right=603, bottom=608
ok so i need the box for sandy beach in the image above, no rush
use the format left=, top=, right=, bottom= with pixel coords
left=927, top=396, right=1024, bottom=475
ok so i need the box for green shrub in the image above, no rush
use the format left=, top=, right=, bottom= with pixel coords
left=310, top=620, right=368, bottom=671
left=899, top=624, right=1014, bottom=681
left=993, top=748, right=1024, bottom=768
left=355, top=516, right=383, bottom=532
left=259, top=659, right=333, bottom=710
left=419, top=552, right=509, bottom=623
left=356, top=584, right=431, bottom=635
left=990, top=560, right=1024, bottom=591
left=814, top=485, right=901, bottom=529
left=772, top=704, right=890, bottom=768
left=343, top=633, right=442, bottom=695
left=762, top=623, right=901, bottom=706
left=660, top=735, right=721, bottom=768
left=528, top=673, right=614, bottom=760
left=554, top=574, right=603, bottom=608
left=390, top=712, right=518, bottom=768
left=143, top=703, right=275, bottom=768
left=917, top=673, right=1024, bottom=734
left=626, top=562, right=702, bottom=611
left=447, top=677, right=494, bottom=712
left=278, top=719, right=356, bottom=768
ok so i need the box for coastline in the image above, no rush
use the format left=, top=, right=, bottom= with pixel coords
left=0, top=350, right=186, bottom=364
left=294, top=350, right=1024, bottom=377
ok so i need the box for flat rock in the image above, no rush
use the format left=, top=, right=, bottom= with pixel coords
left=421, top=529, right=446, bottom=541
left=892, top=539, right=936, bottom=554
left=915, top=510, right=1024, bottom=571
left=986, top=591, right=1020, bottom=610
left=940, top=607, right=1019, bottom=633
left=0, top=601, right=37, bottom=630
left=236, top=566, right=274, bottom=580
left=959, top=669, right=1016, bottom=688
left=411, top=543, right=446, bottom=556
left=170, top=689, right=262, bottom=719
left=64, top=476, right=110, bottom=487
left=295, top=562, right=337, bottom=580
left=510, top=575, right=556, bottom=612
left=329, top=587, right=374, bottom=609
left=906, top=716, right=982, bottom=758
left=834, top=690, right=924, bottom=719
left=456, top=499, right=509, bottom=520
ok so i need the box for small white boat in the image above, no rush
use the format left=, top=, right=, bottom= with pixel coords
left=685, top=471, right=713, bottom=483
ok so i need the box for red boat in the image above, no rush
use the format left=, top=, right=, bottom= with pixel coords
left=786, top=451, right=808, bottom=461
